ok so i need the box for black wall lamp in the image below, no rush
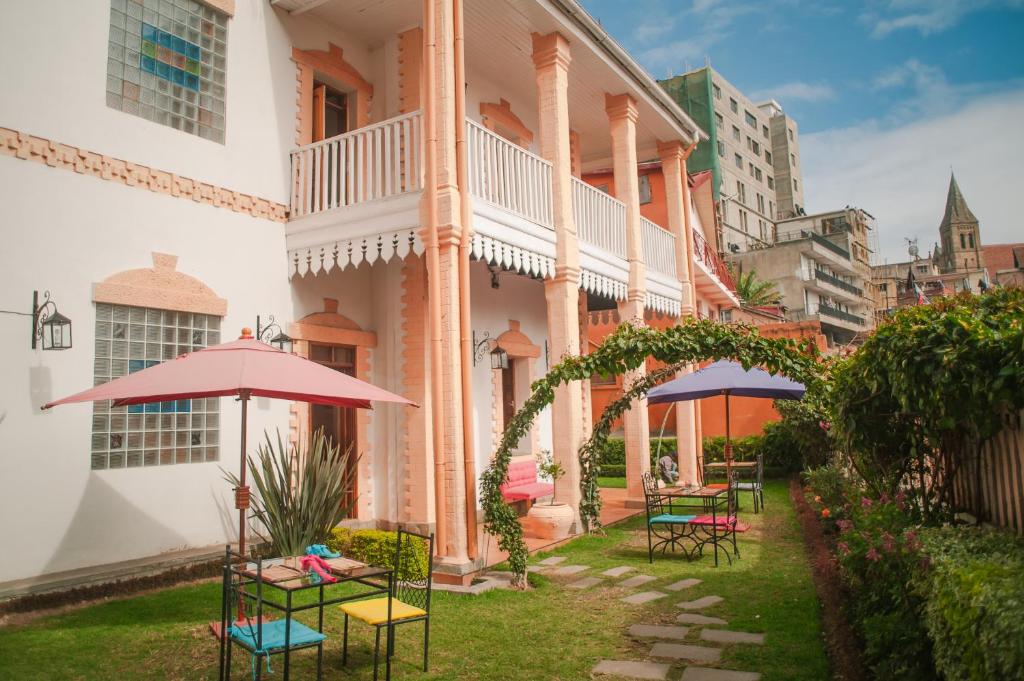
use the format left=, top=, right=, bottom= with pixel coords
left=0, top=290, right=73, bottom=350
left=472, top=330, right=509, bottom=369
left=256, top=314, right=293, bottom=352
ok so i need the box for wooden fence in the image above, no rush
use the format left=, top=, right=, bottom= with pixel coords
left=949, top=409, right=1024, bottom=534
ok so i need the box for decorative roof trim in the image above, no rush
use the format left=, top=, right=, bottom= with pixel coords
left=289, top=227, right=423, bottom=277
left=470, top=233, right=556, bottom=279
left=93, top=252, right=227, bottom=316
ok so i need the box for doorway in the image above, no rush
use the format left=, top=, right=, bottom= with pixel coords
left=309, top=343, right=358, bottom=515
left=313, top=83, right=348, bottom=142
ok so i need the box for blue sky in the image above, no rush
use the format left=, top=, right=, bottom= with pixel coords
left=580, top=0, right=1024, bottom=262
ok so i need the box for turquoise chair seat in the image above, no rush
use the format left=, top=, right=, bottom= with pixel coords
left=230, top=619, right=326, bottom=654
left=649, top=513, right=696, bottom=525
left=734, top=482, right=759, bottom=490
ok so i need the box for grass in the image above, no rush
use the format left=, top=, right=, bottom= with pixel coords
left=597, top=476, right=627, bottom=488
left=0, top=481, right=827, bottom=680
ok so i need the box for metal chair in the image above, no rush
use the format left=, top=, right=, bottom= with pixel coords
left=341, top=529, right=434, bottom=680
left=735, top=454, right=765, bottom=513
left=642, top=471, right=697, bottom=563
left=691, top=475, right=740, bottom=567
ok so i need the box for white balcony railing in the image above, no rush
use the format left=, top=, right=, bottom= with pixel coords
left=466, top=119, right=553, bottom=228
left=642, top=217, right=676, bottom=277
left=572, top=177, right=627, bottom=259
left=290, top=110, right=422, bottom=219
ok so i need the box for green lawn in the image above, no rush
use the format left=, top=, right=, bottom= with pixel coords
left=597, top=476, right=627, bottom=488
left=0, top=481, right=827, bottom=680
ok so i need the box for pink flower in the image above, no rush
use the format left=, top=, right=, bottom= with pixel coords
left=861, top=497, right=873, bottom=509
left=837, top=541, right=850, bottom=556
left=837, top=519, right=853, bottom=533
left=879, top=492, right=890, bottom=505
left=866, top=547, right=881, bottom=562
left=881, top=533, right=896, bottom=552
left=819, top=420, right=831, bottom=431
left=896, top=490, right=907, bottom=511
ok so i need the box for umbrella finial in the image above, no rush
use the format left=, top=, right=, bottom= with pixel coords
left=240, top=327, right=253, bottom=339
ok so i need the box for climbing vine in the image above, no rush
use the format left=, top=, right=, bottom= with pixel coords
left=480, top=318, right=822, bottom=588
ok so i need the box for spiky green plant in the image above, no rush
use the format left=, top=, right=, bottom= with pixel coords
left=735, top=269, right=781, bottom=306
left=224, top=428, right=357, bottom=556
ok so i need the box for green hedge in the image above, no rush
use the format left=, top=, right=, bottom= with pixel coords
left=326, top=528, right=429, bottom=580
left=916, top=526, right=1024, bottom=681
left=597, top=438, right=677, bottom=477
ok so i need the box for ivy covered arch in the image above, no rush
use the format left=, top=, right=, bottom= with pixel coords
left=480, top=319, right=822, bottom=587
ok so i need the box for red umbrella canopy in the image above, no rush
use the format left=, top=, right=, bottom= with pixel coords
left=42, top=337, right=414, bottom=410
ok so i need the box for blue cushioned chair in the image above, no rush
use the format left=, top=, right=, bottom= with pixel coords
left=643, top=471, right=696, bottom=562
left=734, top=454, right=765, bottom=513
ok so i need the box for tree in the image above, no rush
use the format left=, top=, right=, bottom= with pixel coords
left=735, top=270, right=780, bottom=307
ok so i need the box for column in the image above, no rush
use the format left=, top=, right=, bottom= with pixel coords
left=606, top=93, right=650, bottom=501
left=657, top=140, right=700, bottom=485
left=533, top=32, right=584, bottom=522
left=678, top=147, right=702, bottom=484
left=420, top=0, right=468, bottom=561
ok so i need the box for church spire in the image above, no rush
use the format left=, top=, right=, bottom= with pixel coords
left=943, top=172, right=977, bottom=224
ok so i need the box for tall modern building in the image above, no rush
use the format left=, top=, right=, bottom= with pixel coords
left=660, top=67, right=804, bottom=254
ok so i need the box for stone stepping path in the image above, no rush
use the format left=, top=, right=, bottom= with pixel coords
left=621, top=591, right=667, bottom=605
left=676, top=613, right=727, bottom=626
left=550, top=564, right=589, bottom=576
left=680, top=669, right=761, bottom=681
left=628, top=624, right=689, bottom=640
left=700, top=629, right=765, bottom=645
left=592, top=660, right=671, bottom=680
left=619, top=574, right=657, bottom=588
left=567, top=576, right=603, bottom=589
left=649, top=642, right=722, bottom=663
left=602, top=566, right=635, bottom=577
left=677, top=595, right=723, bottom=610
left=537, top=556, right=566, bottom=566
left=665, top=578, right=702, bottom=591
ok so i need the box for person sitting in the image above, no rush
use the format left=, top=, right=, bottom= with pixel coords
left=657, top=454, right=679, bottom=486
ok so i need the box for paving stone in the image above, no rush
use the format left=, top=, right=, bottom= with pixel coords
left=677, top=595, right=724, bottom=610
left=649, top=642, right=722, bottom=663
left=628, top=624, right=689, bottom=640
left=619, top=574, right=657, bottom=588
left=676, top=613, right=728, bottom=626
left=567, top=576, right=603, bottom=589
left=550, top=564, right=589, bottom=576
left=680, top=668, right=761, bottom=681
left=620, top=591, right=667, bottom=605
left=665, top=578, right=702, bottom=591
left=592, top=660, right=671, bottom=680
left=700, top=629, right=765, bottom=645
left=537, top=556, right=567, bottom=566
left=602, top=566, right=635, bottom=577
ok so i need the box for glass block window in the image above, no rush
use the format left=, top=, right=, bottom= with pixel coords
left=91, top=303, right=222, bottom=470
left=106, top=0, right=228, bottom=143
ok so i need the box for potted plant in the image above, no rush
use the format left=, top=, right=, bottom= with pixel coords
left=526, top=450, right=575, bottom=540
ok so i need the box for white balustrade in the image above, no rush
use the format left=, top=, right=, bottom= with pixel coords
left=290, top=110, right=422, bottom=218
left=572, top=177, right=627, bottom=259
left=466, top=119, right=553, bottom=228
left=642, top=217, right=677, bottom=276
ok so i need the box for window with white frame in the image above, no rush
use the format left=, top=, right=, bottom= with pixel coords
left=91, top=303, right=221, bottom=470
left=106, top=0, right=229, bottom=143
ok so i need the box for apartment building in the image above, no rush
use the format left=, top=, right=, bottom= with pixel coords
left=730, top=208, right=876, bottom=347
left=0, top=0, right=715, bottom=586
left=660, top=67, right=804, bottom=254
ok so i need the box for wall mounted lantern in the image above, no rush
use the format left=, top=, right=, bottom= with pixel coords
left=0, top=291, right=73, bottom=350
left=473, top=330, right=509, bottom=369
left=256, top=314, right=293, bottom=352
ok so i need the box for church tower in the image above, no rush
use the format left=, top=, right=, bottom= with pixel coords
left=938, top=172, right=982, bottom=273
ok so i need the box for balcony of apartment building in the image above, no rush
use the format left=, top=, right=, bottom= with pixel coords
left=800, top=265, right=863, bottom=304
left=278, top=0, right=702, bottom=319
left=775, top=227, right=856, bottom=274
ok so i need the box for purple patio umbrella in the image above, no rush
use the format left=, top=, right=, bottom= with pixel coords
left=647, top=360, right=805, bottom=483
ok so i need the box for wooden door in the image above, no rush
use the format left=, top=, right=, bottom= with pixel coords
left=309, top=343, right=358, bottom=516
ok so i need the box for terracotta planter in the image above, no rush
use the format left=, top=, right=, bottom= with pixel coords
left=526, top=502, right=574, bottom=540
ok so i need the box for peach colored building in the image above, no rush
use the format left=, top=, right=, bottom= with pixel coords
left=0, top=0, right=734, bottom=587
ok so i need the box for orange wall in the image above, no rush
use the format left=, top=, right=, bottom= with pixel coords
left=582, top=168, right=670, bottom=230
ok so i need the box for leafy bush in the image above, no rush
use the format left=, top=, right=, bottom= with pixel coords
left=598, top=464, right=626, bottom=478
left=915, top=527, right=1024, bottom=681
left=327, top=528, right=429, bottom=581
left=701, top=434, right=763, bottom=463
left=598, top=437, right=677, bottom=472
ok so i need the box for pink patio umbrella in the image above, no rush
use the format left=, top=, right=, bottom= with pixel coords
left=43, top=330, right=414, bottom=563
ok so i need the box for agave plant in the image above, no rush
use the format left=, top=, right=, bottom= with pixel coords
left=225, top=428, right=357, bottom=557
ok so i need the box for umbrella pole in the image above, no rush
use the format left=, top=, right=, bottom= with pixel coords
left=235, top=390, right=251, bottom=621
left=724, top=391, right=732, bottom=484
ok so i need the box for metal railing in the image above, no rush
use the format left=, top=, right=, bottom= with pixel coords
left=817, top=303, right=865, bottom=325
left=572, top=177, right=626, bottom=259
left=466, top=119, right=553, bottom=228
left=290, top=110, right=422, bottom=218
left=692, top=228, right=737, bottom=291
left=641, top=217, right=676, bottom=277
left=808, top=231, right=851, bottom=259
left=814, top=269, right=862, bottom=296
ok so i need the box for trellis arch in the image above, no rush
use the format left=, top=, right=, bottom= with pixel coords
left=480, top=319, right=822, bottom=588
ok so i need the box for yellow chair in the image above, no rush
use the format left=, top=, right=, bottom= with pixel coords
left=341, top=529, right=434, bottom=681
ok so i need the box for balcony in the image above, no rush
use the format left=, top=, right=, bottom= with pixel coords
left=814, top=269, right=862, bottom=296
left=808, top=231, right=850, bottom=259
left=817, top=303, right=865, bottom=326
left=776, top=229, right=855, bottom=274
left=691, top=227, right=739, bottom=307
left=802, top=268, right=862, bottom=302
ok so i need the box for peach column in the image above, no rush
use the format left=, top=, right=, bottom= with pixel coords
left=658, top=141, right=698, bottom=486
left=606, top=93, right=650, bottom=501
left=533, top=33, right=584, bottom=523
left=680, top=149, right=704, bottom=476
left=420, top=0, right=468, bottom=561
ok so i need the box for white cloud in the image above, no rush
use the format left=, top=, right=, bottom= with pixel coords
left=801, top=88, right=1024, bottom=263
left=868, top=0, right=1024, bottom=38
left=636, top=1, right=758, bottom=72
left=749, top=81, right=836, bottom=104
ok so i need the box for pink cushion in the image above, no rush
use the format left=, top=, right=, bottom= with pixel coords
left=505, top=461, right=538, bottom=486
left=690, top=515, right=737, bottom=527
left=502, top=482, right=554, bottom=502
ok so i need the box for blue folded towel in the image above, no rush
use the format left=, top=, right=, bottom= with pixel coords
left=305, top=544, right=341, bottom=559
